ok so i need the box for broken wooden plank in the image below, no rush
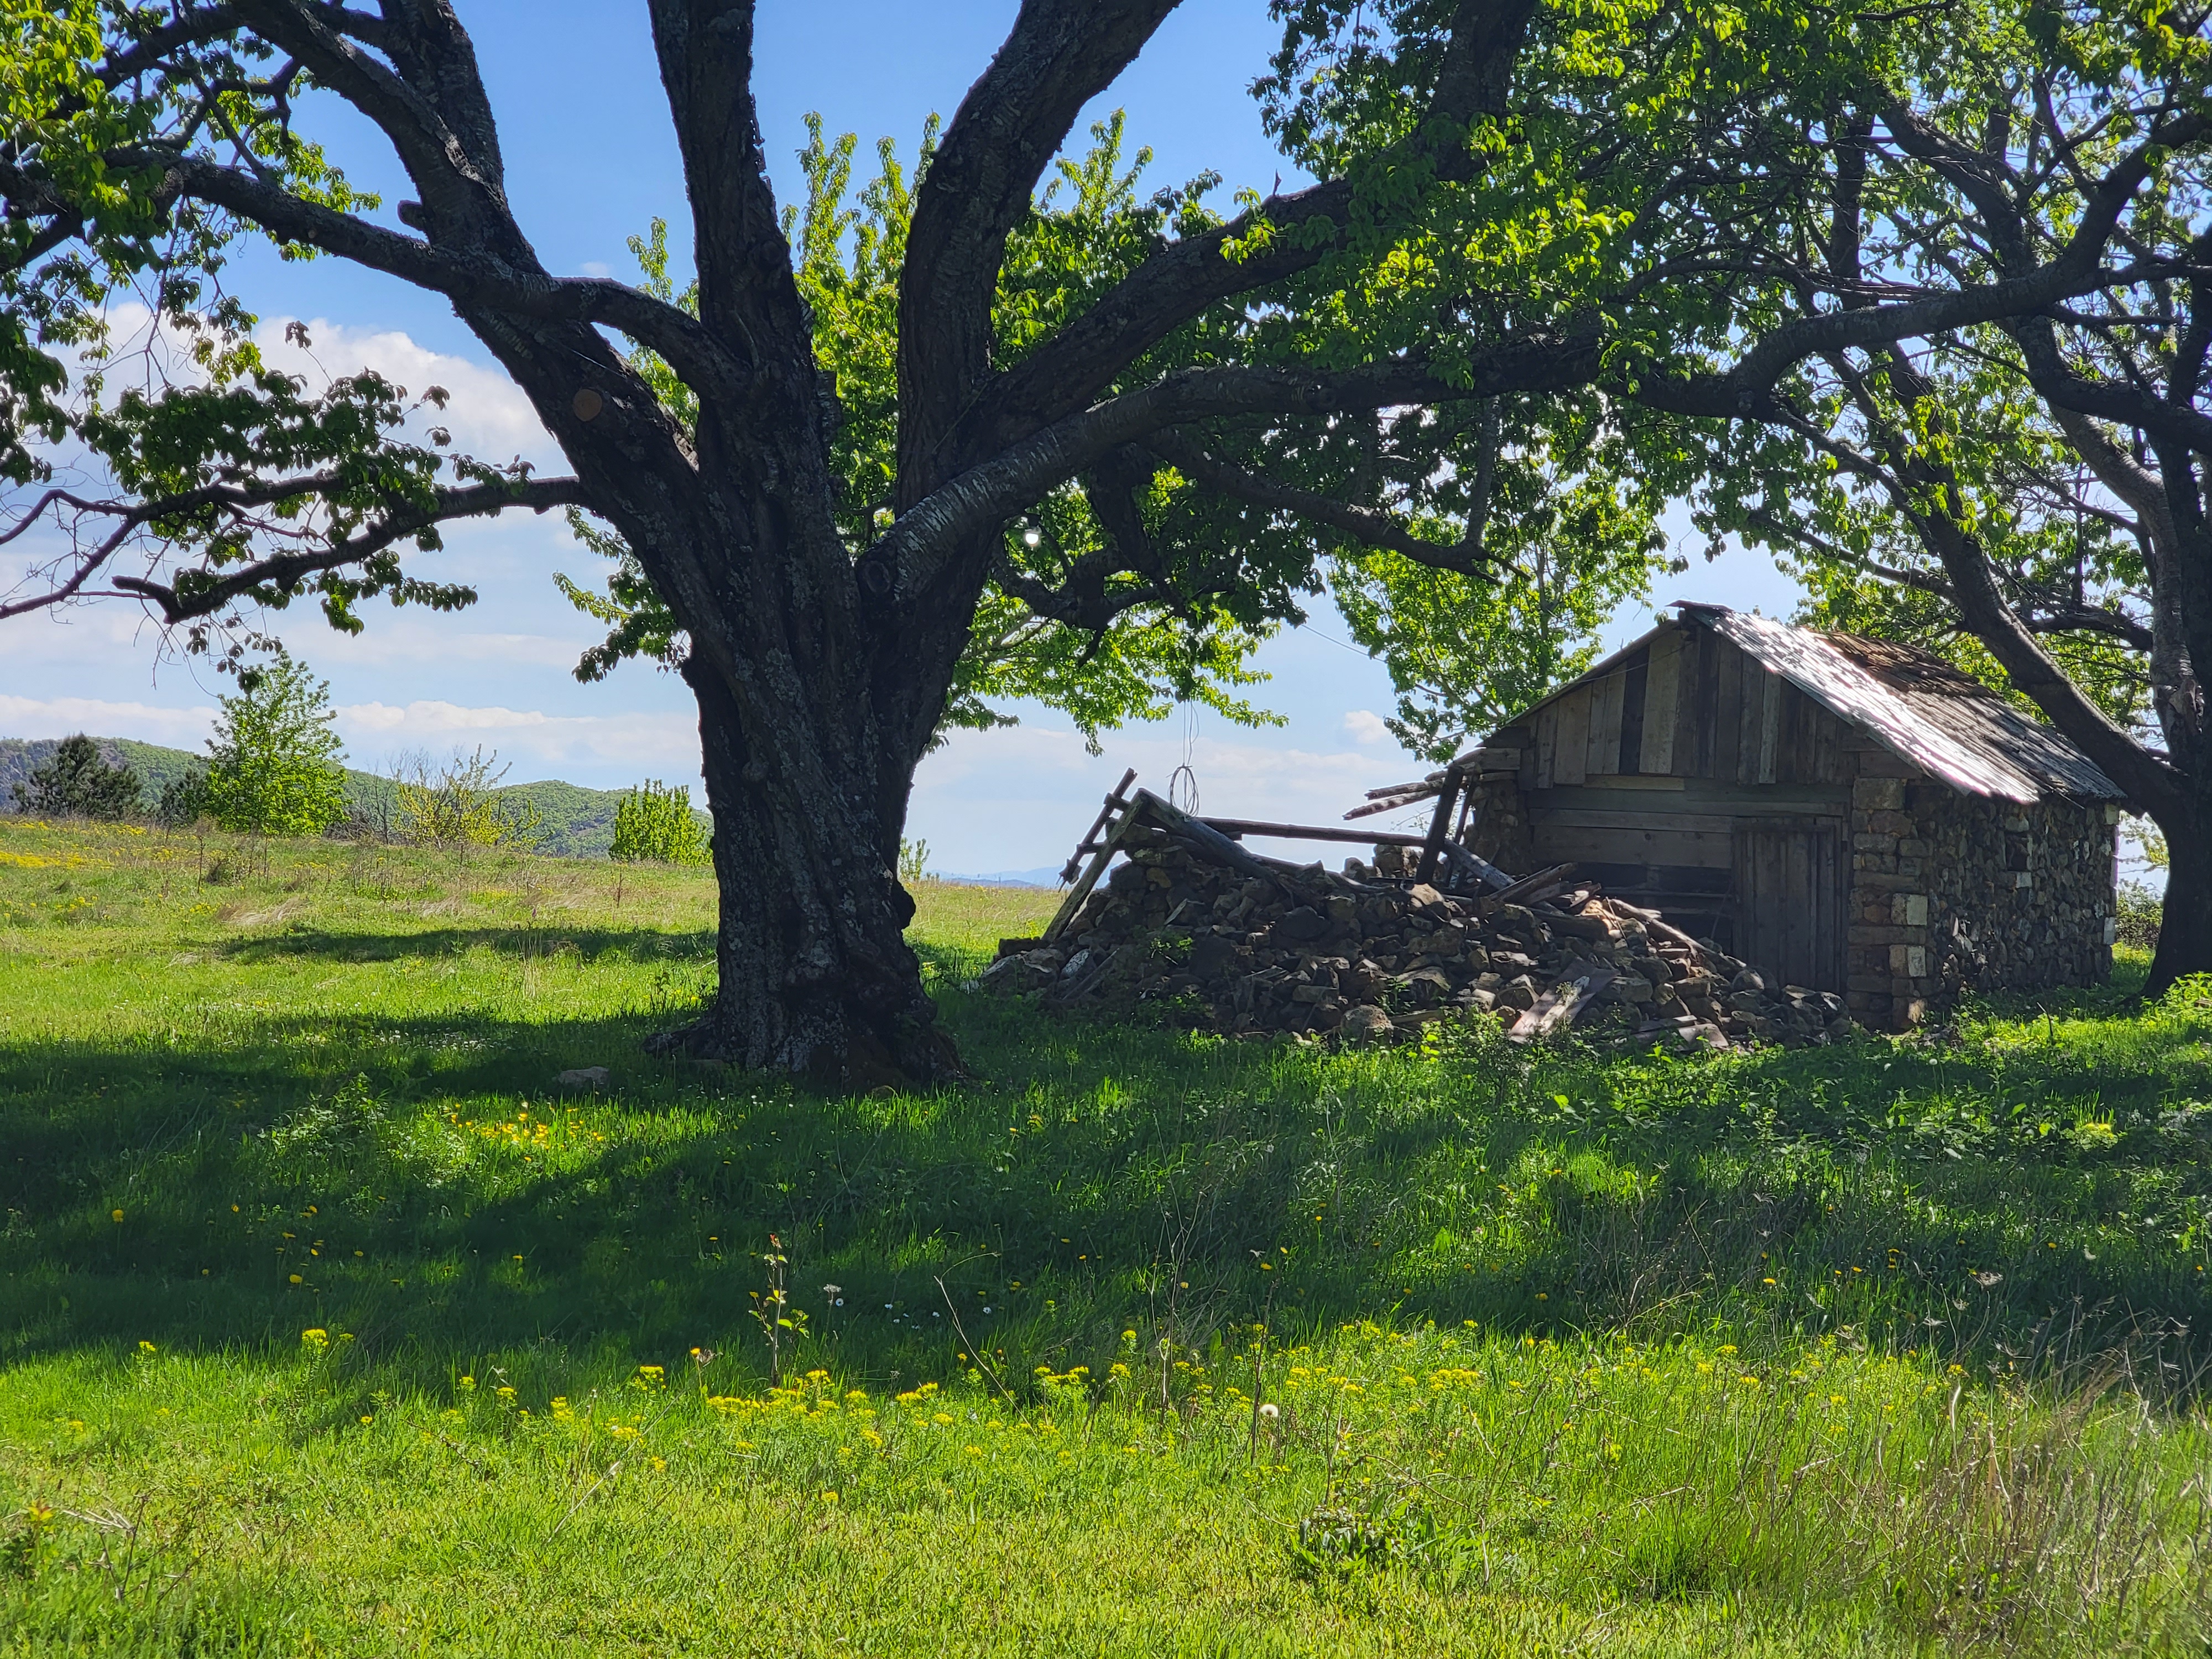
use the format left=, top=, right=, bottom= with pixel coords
left=1489, top=862, right=1575, bottom=906
left=1343, top=791, right=1438, bottom=820
left=1509, top=965, right=1616, bottom=1042
left=1441, top=840, right=1514, bottom=893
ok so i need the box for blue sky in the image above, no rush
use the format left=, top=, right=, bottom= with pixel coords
left=0, top=1, right=1804, bottom=876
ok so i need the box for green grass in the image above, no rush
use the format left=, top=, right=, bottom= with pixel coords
left=1, top=817, right=2208, bottom=1655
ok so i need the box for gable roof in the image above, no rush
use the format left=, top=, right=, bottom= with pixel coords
left=1493, top=603, right=2126, bottom=803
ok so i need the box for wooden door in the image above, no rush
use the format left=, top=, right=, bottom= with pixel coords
left=1733, top=821, right=1844, bottom=991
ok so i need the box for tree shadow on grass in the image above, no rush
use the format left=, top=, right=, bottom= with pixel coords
left=213, top=924, right=717, bottom=965
left=2, top=982, right=2208, bottom=1409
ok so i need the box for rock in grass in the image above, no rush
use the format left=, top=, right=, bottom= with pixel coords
left=558, top=1066, right=611, bottom=1088
left=1342, top=1004, right=1394, bottom=1041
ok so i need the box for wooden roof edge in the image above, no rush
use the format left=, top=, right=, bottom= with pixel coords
left=1455, top=617, right=1677, bottom=760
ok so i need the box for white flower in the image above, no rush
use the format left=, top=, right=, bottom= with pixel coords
left=1259, top=1402, right=1280, bottom=1420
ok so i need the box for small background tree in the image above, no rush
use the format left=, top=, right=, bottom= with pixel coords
left=12, top=735, right=142, bottom=820
left=203, top=653, right=349, bottom=839
left=152, top=771, right=212, bottom=827
left=609, top=781, right=709, bottom=867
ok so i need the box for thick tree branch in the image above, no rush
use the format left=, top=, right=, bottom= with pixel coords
left=964, top=0, right=1543, bottom=460
left=1740, top=503, right=2157, bottom=652
left=110, top=473, right=587, bottom=624
left=886, top=340, right=1599, bottom=601
left=140, top=152, right=748, bottom=400
left=898, top=0, right=1185, bottom=499
left=1144, top=430, right=1506, bottom=576
left=233, top=0, right=507, bottom=227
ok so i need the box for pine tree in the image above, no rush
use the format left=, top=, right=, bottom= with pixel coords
left=203, top=653, right=348, bottom=838
left=13, top=735, right=142, bottom=820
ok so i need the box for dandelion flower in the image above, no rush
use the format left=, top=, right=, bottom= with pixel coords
left=1259, top=1402, right=1279, bottom=1420
left=288, top=1274, right=303, bottom=1285
left=111, top=1209, right=124, bottom=1223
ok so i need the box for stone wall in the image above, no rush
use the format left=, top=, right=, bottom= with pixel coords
left=1465, top=768, right=1533, bottom=874
left=1844, top=760, right=2116, bottom=1029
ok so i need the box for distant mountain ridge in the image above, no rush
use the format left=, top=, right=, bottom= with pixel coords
left=936, top=867, right=1066, bottom=889
left=0, top=735, right=643, bottom=858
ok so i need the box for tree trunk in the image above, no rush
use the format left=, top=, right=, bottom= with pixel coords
left=2143, top=791, right=2212, bottom=1002
left=651, top=659, right=962, bottom=1088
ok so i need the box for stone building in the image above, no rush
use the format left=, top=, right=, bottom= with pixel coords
left=1460, top=602, right=2124, bottom=1029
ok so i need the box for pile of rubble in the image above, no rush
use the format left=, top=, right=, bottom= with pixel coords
left=978, top=821, right=1851, bottom=1052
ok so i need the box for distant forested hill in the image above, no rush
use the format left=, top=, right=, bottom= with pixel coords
left=0, top=736, right=666, bottom=858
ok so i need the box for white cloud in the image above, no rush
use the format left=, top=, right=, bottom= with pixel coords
left=333, top=700, right=700, bottom=778
left=0, top=693, right=215, bottom=749
left=1342, top=708, right=1391, bottom=745
left=252, top=316, right=556, bottom=467
left=577, top=261, right=613, bottom=279
left=321, top=619, right=594, bottom=673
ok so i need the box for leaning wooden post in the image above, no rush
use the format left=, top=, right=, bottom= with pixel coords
left=1413, top=769, right=1464, bottom=885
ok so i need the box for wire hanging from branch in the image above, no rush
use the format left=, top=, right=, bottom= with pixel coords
left=1168, top=704, right=1201, bottom=816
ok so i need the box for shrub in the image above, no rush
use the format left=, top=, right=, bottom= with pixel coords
left=12, top=734, right=141, bottom=820
left=2116, top=881, right=2162, bottom=951
left=392, top=747, right=544, bottom=851
left=203, top=651, right=349, bottom=837
left=899, top=838, right=931, bottom=885
left=609, top=780, right=709, bottom=865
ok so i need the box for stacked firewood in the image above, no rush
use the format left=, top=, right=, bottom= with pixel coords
left=976, top=827, right=1851, bottom=1050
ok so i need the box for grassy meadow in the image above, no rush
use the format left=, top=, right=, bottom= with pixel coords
left=1, top=815, right=2209, bottom=1655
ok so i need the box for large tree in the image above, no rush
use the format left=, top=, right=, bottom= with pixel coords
left=4, top=0, right=2200, bottom=1079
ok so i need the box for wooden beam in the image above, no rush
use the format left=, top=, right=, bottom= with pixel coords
left=1136, top=790, right=1296, bottom=894
left=1204, top=817, right=1423, bottom=848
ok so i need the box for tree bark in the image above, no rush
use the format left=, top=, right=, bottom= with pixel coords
left=2144, top=786, right=2210, bottom=1002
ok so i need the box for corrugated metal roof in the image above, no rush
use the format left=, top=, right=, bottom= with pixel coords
left=1672, top=603, right=2124, bottom=801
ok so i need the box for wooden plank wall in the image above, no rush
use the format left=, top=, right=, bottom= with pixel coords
left=1527, top=625, right=1853, bottom=790
left=1514, top=623, right=1860, bottom=963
